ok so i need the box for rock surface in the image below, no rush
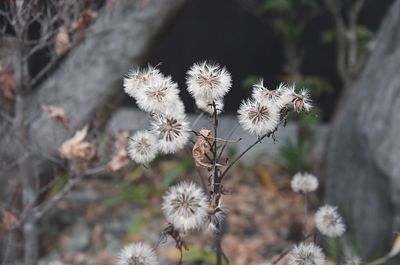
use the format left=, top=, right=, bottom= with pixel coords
left=325, top=0, right=400, bottom=258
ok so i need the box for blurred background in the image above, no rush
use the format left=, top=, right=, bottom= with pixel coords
left=1, top=0, right=400, bottom=264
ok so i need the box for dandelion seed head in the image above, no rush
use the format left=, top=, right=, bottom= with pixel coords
left=123, top=65, right=163, bottom=99
left=151, top=113, right=190, bottom=154
left=293, top=89, right=312, bottom=112
left=128, top=131, right=158, bottom=164
left=162, top=181, right=208, bottom=232
left=291, top=172, right=319, bottom=193
left=315, top=205, right=346, bottom=237
left=186, top=61, right=232, bottom=101
left=195, top=98, right=224, bottom=115
left=116, top=242, right=159, bottom=265
left=238, top=99, right=280, bottom=136
left=252, top=79, right=282, bottom=106
left=135, top=76, right=180, bottom=114
left=288, top=243, right=326, bottom=265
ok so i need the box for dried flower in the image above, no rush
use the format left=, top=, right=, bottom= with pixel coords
left=151, top=113, right=190, bottom=154
left=291, top=172, right=319, bottom=193
left=186, top=61, right=232, bottom=101
left=315, top=205, right=346, bottom=237
left=128, top=131, right=158, bottom=164
left=206, top=201, right=227, bottom=232
left=277, top=84, right=312, bottom=112
left=162, top=182, right=208, bottom=232
left=116, top=242, right=159, bottom=265
left=288, top=243, right=326, bottom=265
left=123, top=65, right=163, bottom=99
left=135, top=76, right=180, bottom=114
left=238, top=99, right=280, bottom=136
left=195, top=97, right=224, bottom=115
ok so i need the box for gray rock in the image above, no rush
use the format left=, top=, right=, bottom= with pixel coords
left=325, top=0, right=400, bottom=258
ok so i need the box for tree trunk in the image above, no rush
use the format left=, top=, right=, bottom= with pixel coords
left=325, top=0, right=400, bottom=259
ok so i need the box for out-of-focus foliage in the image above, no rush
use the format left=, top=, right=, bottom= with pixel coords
left=322, top=25, right=374, bottom=49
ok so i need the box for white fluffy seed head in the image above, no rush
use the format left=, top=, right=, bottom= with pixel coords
left=116, top=242, right=159, bottom=265
left=195, top=98, right=224, bottom=115
left=123, top=65, right=163, bottom=99
left=128, top=131, right=158, bottom=164
left=237, top=99, right=280, bottom=136
left=151, top=113, right=190, bottom=154
left=315, top=205, right=346, bottom=237
left=288, top=243, right=326, bottom=265
left=186, top=61, right=232, bottom=101
left=291, top=172, right=319, bottom=193
left=251, top=79, right=283, bottom=107
left=134, top=76, right=180, bottom=114
left=162, top=181, right=208, bottom=232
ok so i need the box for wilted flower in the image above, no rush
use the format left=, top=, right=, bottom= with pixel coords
left=288, top=243, right=326, bottom=265
left=151, top=113, right=190, bottom=154
left=238, top=99, right=280, bottom=136
left=291, top=172, right=319, bottom=193
left=128, top=131, right=158, bottom=164
left=293, top=89, right=312, bottom=112
left=123, top=65, right=163, bottom=99
left=277, top=84, right=312, bottom=112
left=315, top=205, right=346, bottom=237
left=134, top=76, right=180, bottom=114
left=186, top=61, right=232, bottom=101
left=116, top=242, right=159, bottom=265
left=195, top=97, right=224, bottom=115
left=162, top=182, right=208, bottom=232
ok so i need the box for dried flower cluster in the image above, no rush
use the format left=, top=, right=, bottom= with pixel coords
left=118, top=61, right=348, bottom=265
left=238, top=80, right=312, bottom=136
left=123, top=65, right=189, bottom=163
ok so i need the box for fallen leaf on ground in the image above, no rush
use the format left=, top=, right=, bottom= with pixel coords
left=42, top=105, right=68, bottom=126
left=60, top=125, right=95, bottom=160
left=71, top=10, right=95, bottom=33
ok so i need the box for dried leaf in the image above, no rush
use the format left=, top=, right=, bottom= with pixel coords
left=107, top=131, right=129, bottom=171
left=192, top=128, right=214, bottom=169
left=42, top=105, right=68, bottom=126
left=55, top=28, right=71, bottom=55
left=0, top=63, right=16, bottom=99
left=60, top=125, right=95, bottom=160
left=71, top=10, right=95, bottom=33
left=0, top=206, right=19, bottom=237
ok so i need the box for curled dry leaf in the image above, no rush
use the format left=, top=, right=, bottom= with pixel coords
left=0, top=206, right=19, bottom=237
left=192, top=128, right=215, bottom=169
left=42, top=105, right=68, bottom=126
left=0, top=62, right=16, bottom=99
left=107, top=131, right=129, bottom=172
left=55, top=27, right=71, bottom=55
left=60, top=125, right=95, bottom=160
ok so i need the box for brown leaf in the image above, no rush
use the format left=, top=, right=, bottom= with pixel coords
left=55, top=28, right=71, bottom=55
left=71, top=10, right=95, bottom=33
left=60, top=125, right=95, bottom=160
left=42, top=105, right=69, bottom=126
left=0, top=63, right=16, bottom=99
left=192, top=128, right=214, bottom=169
left=107, top=131, right=129, bottom=171
left=0, top=206, right=19, bottom=237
